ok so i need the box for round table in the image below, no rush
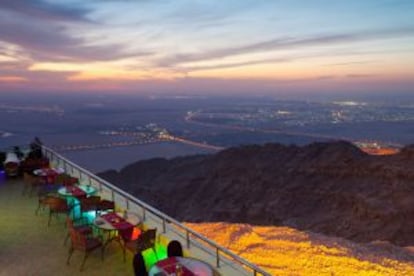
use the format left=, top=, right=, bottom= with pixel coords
left=149, top=256, right=214, bottom=276
left=33, top=167, right=65, bottom=184
left=94, top=211, right=141, bottom=231
left=33, top=167, right=65, bottom=177
left=94, top=211, right=142, bottom=246
left=57, top=185, right=96, bottom=197
left=58, top=185, right=97, bottom=217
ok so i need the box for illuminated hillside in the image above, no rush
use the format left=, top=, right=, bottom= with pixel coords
left=101, top=142, right=414, bottom=247
left=186, top=223, right=414, bottom=275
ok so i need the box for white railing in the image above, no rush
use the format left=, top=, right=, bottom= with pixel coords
left=42, top=145, right=271, bottom=276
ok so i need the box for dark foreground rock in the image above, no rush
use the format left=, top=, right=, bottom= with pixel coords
left=98, top=141, right=414, bottom=246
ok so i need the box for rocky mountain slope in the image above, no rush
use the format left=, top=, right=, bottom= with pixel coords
left=186, top=222, right=414, bottom=275
left=98, top=141, right=414, bottom=246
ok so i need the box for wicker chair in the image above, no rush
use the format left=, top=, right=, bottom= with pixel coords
left=63, top=176, right=79, bottom=186
left=23, top=172, right=39, bottom=195
left=64, top=217, right=93, bottom=245
left=35, top=193, right=55, bottom=215
left=26, top=174, right=44, bottom=196
left=47, top=196, right=71, bottom=226
left=67, top=228, right=104, bottom=271
left=123, top=228, right=157, bottom=262
left=79, top=196, right=101, bottom=217
left=97, top=199, right=115, bottom=215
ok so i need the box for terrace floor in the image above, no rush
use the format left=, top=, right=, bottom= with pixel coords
left=0, top=177, right=250, bottom=276
left=0, top=178, right=139, bottom=275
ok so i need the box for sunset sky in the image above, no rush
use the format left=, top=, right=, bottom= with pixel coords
left=0, top=0, right=413, bottom=95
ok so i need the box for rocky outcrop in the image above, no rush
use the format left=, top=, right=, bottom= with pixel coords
left=98, top=141, right=414, bottom=246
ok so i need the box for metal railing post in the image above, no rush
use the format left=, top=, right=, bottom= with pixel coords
left=186, top=231, right=190, bottom=249
left=216, top=248, right=220, bottom=268
left=162, top=218, right=166, bottom=233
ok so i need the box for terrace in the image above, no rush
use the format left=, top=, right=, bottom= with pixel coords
left=0, top=145, right=270, bottom=276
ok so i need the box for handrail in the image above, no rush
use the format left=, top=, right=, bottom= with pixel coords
left=41, top=145, right=271, bottom=276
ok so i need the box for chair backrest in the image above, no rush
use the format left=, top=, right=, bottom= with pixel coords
left=48, top=196, right=68, bottom=212
left=144, top=228, right=156, bottom=245
left=69, top=228, right=87, bottom=250
left=80, top=196, right=101, bottom=211
left=167, top=240, right=183, bottom=257
left=132, top=252, right=148, bottom=276
left=98, top=199, right=115, bottom=211
left=136, top=228, right=157, bottom=252
left=56, top=174, right=77, bottom=186
left=88, top=195, right=101, bottom=203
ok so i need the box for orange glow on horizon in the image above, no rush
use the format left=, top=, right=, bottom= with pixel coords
left=0, top=76, right=27, bottom=82
left=360, top=147, right=400, bottom=155
left=25, top=50, right=414, bottom=85
left=29, top=61, right=183, bottom=81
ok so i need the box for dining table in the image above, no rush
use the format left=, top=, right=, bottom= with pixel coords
left=94, top=211, right=141, bottom=230
left=94, top=211, right=142, bottom=244
left=33, top=167, right=65, bottom=184
left=149, top=256, right=214, bottom=276
left=33, top=167, right=65, bottom=177
left=58, top=185, right=96, bottom=198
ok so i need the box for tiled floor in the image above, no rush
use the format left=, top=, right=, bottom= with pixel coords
left=0, top=178, right=137, bottom=275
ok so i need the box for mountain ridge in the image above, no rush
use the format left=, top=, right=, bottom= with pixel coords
left=98, top=141, right=414, bottom=246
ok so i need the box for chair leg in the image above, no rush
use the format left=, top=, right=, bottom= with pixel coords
left=64, top=233, right=69, bottom=245
left=122, top=243, right=131, bottom=263
left=101, top=246, right=105, bottom=261
left=67, top=247, right=74, bottom=265
left=80, top=252, right=88, bottom=271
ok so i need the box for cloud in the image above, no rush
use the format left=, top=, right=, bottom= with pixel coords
left=345, top=74, right=377, bottom=78
left=0, top=0, right=91, bottom=22
left=0, top=63, right=78, bottom=81
left=176, top=57, right=293, bottom=72
left=173, top=48, right=388, bottom=73
left=322, top=61, right=377, bottom=67
left=165, top=0, right=261, bottom=24
left=158, top=27, right=414, bottom=67
left=0, top=75, right=27, bottom=82
left=0, top=0, right=152, bottom=62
